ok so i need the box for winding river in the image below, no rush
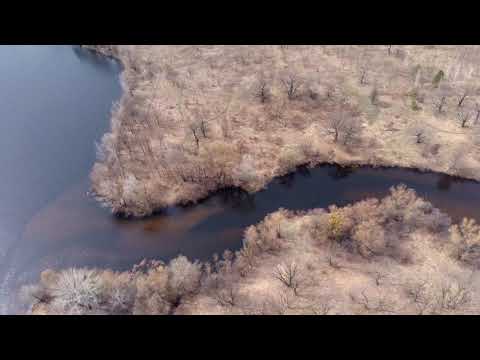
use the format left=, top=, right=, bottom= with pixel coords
left=1, top=45, right=479, bottom=314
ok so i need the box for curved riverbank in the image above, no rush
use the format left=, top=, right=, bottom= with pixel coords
left=25, top=185, right=480, bottom=315
left=86, top=45, right=480, bottom=218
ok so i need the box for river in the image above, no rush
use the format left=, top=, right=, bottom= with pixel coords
left=1, top=45, right=479, bottom=314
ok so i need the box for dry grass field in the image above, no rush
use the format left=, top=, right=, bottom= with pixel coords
left=86, top=45, right=480, bottom=217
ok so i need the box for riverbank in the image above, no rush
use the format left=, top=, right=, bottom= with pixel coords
left=87, top=45, right=480, bottom=217
left=24, top=185, right=480, bottom=314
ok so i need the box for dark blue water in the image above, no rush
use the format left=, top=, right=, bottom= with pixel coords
left=1, top=45, right=479, bottom=314
left=0, top=45, right=122, bottom=313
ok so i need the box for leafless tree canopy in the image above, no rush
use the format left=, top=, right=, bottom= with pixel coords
left=281, top=74, right=302, bottom=100
left=273, top=262, right=302, bottom=295
left=457, top=110, right=470, bottom=128
left=254, top=79, right=270, bottom=103
left=326, top=104, right=361, bottom=147
left=24, top=185, right=480, bottom=315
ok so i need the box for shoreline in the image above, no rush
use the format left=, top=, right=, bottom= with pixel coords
left=110, top=161, right=479, bottom=220
left=85, top=45, right=480, bottom=218
left=25, top=185, right=480, bottom=315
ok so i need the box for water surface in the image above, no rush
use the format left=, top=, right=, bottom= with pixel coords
left=1, top=45, right=479, bottom=314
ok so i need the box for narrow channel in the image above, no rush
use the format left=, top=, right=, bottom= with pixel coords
left=1, top=45, right=479, bottom=314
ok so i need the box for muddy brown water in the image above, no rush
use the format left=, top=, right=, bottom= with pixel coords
left=1, top=45, right=479, bottom=313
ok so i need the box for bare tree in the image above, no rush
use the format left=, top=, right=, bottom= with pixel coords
left=405, top=280, right=433, bottom=314
left=254, top=79, right=270, bottom=103
left=457, top=109, right=470, bottom=128
left=433, top=84, right=452, bottom=114
left=457, top=87, right=471, bottom=108
left=165, top=256, right=203, bottom=310
left=212, top=285, right=239, bottom=308
left=405, top=280, right=427, bottom=303
left=370, top=86, right=378, bottom=105
left=325, top=84, right=337, bottom=101
left=438, top=281, right=471, bottom=311
left=327, top=255, right=343, bottom=270
left=268, top=100, right=287, bottom=125
left=309, top=299, right=333, bottom=315
left=474, top=103, right=480, bottom=125
left=199, top=119, right=209, bottom=138
left=350, top=290, right=396, bottom=314
left=359, top=66, right=368, bottom=85
left=342, top=118, right=362, bottom=148
left=220, top=116, right=231, bottom=139
left=405, top=278, right=471, bottom=314
left=327, top=110, right=346, bottom=143
left=189, top=123, right=200, bottom=149
left=281, top=74, right=302, bottom=100
left=432, top=70, right=445, bottom=88
left=285, top=294, right=334, bottom=315
left=415, top=129, right=425, bottom=144
left=435, top=93, right=448, bottom=113
left=372, top=271, right=387, bottom=286
left=273, top=262, right=302, bottom=295
left=326, top=105, right=359, bottom=145
left=25, top=285, right=53, bottom=306
left=343, top=124, right=357, bottom=146
left=358, top=47, right=372, bottom=85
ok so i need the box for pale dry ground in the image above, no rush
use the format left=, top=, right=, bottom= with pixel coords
left=24, top=186, right=480, bottom=315
left=179, top=185, right=480, bottom=315
left=86, top=45, right=480, bottom=217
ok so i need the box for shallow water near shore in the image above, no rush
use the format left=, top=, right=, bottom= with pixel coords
left=1, top=45, right=480, bottom=314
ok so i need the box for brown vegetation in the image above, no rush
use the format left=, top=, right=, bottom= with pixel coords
left=85, top=45, right=480, bottom=217
left=23, top=185, right=480, bottom=315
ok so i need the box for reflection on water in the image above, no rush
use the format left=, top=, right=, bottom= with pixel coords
left=327, top=165, right=355, bottom=180
left=214, top=188, right=256, bottom=212
left=2, top=46, right=480, bottom=314
left=297, top=165, right=312, bottom=178
left=436, top=173, right=469, bottom=192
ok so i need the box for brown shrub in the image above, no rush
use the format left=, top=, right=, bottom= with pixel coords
left=352, top=220, right=387, bottom=258
left=449, top=218, right=480, bottom=267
